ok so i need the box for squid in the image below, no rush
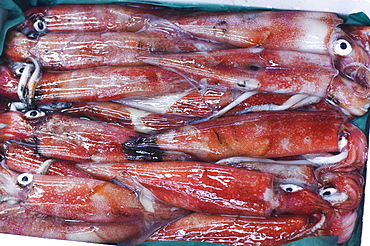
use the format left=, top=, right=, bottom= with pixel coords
left=0, top=204, right=147, bottom=244
left=146, top=213, right=322, bottom=245
left=138, top=47, right=370, bottom=116
left=16, top=6, right=370, bottom=75
left=0, top=165, right=189, bottom=223
left=116, top=88, right=243, bottom=118
left=0, top=111, right=138, bottom=162
left=1, top=165, right=191, bottom=223
left=0, top=60, right=193, bottom=105
left=2, top=59, right=324, bottom=117
left=167, top=10, right=343, bottom=54
left=76, top=161, right=332, bottom=217
left=16, top=3, right=185, bottom=37
left=60, top=101, right=195, bottom=133
left=0, top=140, right=92, bottom=178
left=0, top=111, right=194, bottom=162
left=4, top=19, right=231, bottom=70
left=165, top=10, right=370, bottom=85
left=146, top=211, right=358, bottom=245
left=122, top=110, right=367, bottom=172
left=116, top=87, right=335, bottom=119
left=76, top=161, right=363, bottom=244
left=0, top=5, right=367, bottom=245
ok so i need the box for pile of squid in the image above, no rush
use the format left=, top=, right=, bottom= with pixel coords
left=0, top=3, right=369, bottom=245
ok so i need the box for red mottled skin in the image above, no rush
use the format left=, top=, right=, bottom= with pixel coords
left=4, top=29, right=230, bottom=70
left=168, top=11, right=342, bottom=52
left=146, top=213, right=319, bottom=246
left=167, top=10, right=370, bottom=84
left=0, top=166, right=189, bottom=225
left=0, top=141, right=92, bottom=178
left=0, top=111, right=34, bottom=143
left=0, top=111, right=138, bottom=162
left=61, top=101, right=194, bottom=133
left=35, top=66, right=193, bottom=103
left=18, top=4, right=182, bottom=34
left=0, top=204, right=146, bottom=244
left=138, top=47, right=338, bottom=98
left=22, top=175, right=146, bottom=223
left=77, top=161, right=332, bottom=217
left=0, top=64, right=19, bottom=101
left=123, top=111, right=345, bottom=162
left=0, top=63, right=193, bottom=104
left=0, top=165, right=138, bottom=224
left=34, top=114, right=139, bottom=162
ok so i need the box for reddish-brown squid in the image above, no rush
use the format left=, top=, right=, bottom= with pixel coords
left=138, top=47, right=370, bottom=116
left=4, top=20, right=231, bottom=70
left=76, top=160, right=363, bottom=244
left=0, top=60, right=194, bottom=105
left=122, top=110, right=367, bottom=172
left=0, top=165, right=190, bottom=239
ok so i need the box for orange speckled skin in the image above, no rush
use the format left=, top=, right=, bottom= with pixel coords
left=168, top=11, right=342, bottom=51
left=77, top=161, right=332, bottom=218
left=19, top=4, right=175, bottom=34
left=79, top=161, right=276, bottom=217
left=1, top=141, right=92, bottom=178
left=3, top=30, right=230, bottom=70
left=146, top=213, right=313, bottom=246
left=22, top=174, right=144, bottom=223
left=0, top=63, right=193, bottom=104
left=35, top=114, right=139, bottom=162
left=123, top=111, right=344, bottom=162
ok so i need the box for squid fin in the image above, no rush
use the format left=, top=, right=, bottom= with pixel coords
left=122, top=137, right=164, bottom=162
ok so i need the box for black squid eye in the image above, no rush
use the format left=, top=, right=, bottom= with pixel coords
left=280, top=183, right=303, bottom=193
left=333, top=39, right=353, bottom=57
left=17, top=173, right=34, bottom=187
left=33, top=19, right=47, bottom=32
left=13, top=65, right=26, bottom=76
left=24, top=110, right=45, bottom=120
left=319, top=187, right=348, bottom=203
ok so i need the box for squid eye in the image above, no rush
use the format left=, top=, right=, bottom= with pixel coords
left=14, top=67, right=24, bottom=76
left=333, top=39, right=353, bottom=57
left=280, top=183, right=303, bottom=193
left=24, top=110, right=45, bottom=120
left=17, top=173, right=33, bottom=187
left=13, top=64, right=27, bottom=77
left=33, top=19, right=46, bottom=32
left=319, top=187, right=348, bottom=203
left=320, top=187, right=337, bottom=197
